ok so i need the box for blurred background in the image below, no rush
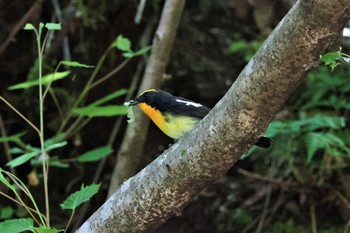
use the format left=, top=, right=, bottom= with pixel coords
left=0, top=0, right=350, bottom=232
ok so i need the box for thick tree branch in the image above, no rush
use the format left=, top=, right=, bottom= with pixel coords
left=107, top=0, right=186, bottom=196
left=77, top=0, right=350, bottom=232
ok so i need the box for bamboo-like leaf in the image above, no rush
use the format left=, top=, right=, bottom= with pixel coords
left=73, top=105, right=128, bottom=117
left=77, top=146, right=113, bottom=163
left=6, top=152, right=39, bottom=168
left=60, top=61, right=94, bottom=68
left=8, top=71, right=71, bottom=90
left=45, top=23, right=61, bottom=30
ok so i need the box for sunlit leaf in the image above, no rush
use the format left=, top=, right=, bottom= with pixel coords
left=73, top=105, right=128, bottom=117
left=45, top=141, right=68, bottom=151
left=23, top=24, right=35, bottom=30
left=60, top=61, right=94, bottom=68
left=132, top=46, right=151, bottom=57
left=6, top=152, right=39, bottom=168
left=77, top=146, right=113, bottom=163
left=31, top=156, right=69, bottom=168
left=8, top=71, right=71, bottom=90
left=113, top=35, right=132, bottom=52
left=34, top=226, right=60, bottom=233
left=45, top=23, right=61, bottom=30
left=61, top=183, right=100, bottom=210
left=0, top=218, right=34, bottom=233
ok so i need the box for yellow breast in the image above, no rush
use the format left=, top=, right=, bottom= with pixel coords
left=138, top=103, right=199, bottom=139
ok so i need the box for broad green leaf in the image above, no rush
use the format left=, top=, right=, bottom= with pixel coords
left=61, top=183, right=100, bottom=210
left=34, top=226, right=60, bottom=233
left=8, top=71, right=71, bottom=90
left=114, top=35, right=132, bottom=52
left=0, top=132, right=26, bottom=143
left=0, top=207, right=14, bottom=219
left=61, top=61, right=94, bottom=68
left=31, top=156, right=69, bottom=168
left=0, top=218, right=34, bottom=233
left=320, top=51, right=341, bottom=65
left=45, top=141, right=68, bottom=151
left=6, top=151, right=39, bottom=168
left=45, top=23, right=61, bottom=30
left=0, top=170, right=15, bottom=192
left=77, top=146, right=113, bottom=163
left=73, top=105, right=128, bottom=117
left=23, top=23, right=35, bottom=30
left=88, top=89, right=128, bottom=107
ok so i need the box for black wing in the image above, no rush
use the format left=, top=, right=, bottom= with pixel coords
left=161, top=96, right=211, bottom=119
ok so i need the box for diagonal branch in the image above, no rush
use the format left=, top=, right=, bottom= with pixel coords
left=77, top=0, right=350, bottom=232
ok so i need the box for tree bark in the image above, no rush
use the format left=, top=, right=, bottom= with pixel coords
left=77, top=0, right=350, bottom=232
left=107, top=0, right=186, bottom=196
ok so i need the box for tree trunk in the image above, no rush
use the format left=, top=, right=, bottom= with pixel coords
left=77, top=0, right=350, bottom=232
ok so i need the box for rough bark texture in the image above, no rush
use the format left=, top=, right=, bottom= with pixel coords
left=108, top=0, right=186, bottom=196
left=77, top=0, right=350, bottom=232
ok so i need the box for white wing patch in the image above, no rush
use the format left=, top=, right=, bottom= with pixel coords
left=175, top=99, right=202, bottom=107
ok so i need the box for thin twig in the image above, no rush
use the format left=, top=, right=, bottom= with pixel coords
left=310, top=203, right=318, bottom=233
left=255, top=186, right=272, bottom=233
left=343, top=220, right=350, bottom=233
left=0, top=191, right=43, bottom=226
left=0, top=96, right=40, bottom=135
left=0, top=114, right=16, bottom=175
left=238, top=168, right=299, bottom=187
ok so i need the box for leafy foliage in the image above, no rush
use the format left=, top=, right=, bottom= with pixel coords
left=77, top=145, right=113, bottom=162
left=61, top=184, right=100, bottom=210
left=0, top=218, right=34, bottom=233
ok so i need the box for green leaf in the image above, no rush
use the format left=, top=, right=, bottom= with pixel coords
left=60, top=61, right=94, bottom=68
left=88, top=89, right=128, bottom=107
left=77, top=146, right=113, bottom=163
left=23, top=23, right=35, bottom=30
left=0, top=132, right=26, bottom=143
left=320, top=51, right=341, bottom=65
left=6, top=151, right=39, bottom=168
left=114, top=35, right=132, bottom=52
left=8, top=71, right=71, bottom=90
left=45, top=23, right=61, bottom=30
left=73, top=105, right=128, bottom=117
left=61, top=183, right=100, bottom=210
left=320, top=49, right=342, bottom=71
left=45, top=141, right=68, bottom=151
left=132, top=46, right=151, bottom=57
left=0, top=207, right=14, bottom=219
left=33, top=226, right=60, bottom=233
left=9, top=148, right=24, bottom=154
left=0, top=169, right=16, bottom=192
left=0, top=218, right=34, bottom=233
left=30, top=156, right=69, bottom=168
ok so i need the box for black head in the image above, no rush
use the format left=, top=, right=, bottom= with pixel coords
left=128, top=89, right=174, bottom=109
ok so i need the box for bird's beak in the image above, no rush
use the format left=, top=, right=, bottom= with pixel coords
left=124, top=99, right=139, bottom=106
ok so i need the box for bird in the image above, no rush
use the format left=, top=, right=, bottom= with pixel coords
left=126, top=89, right=271, bottom=148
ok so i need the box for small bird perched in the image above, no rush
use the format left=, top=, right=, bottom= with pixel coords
left=126, top=89, right=271, bottom=148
